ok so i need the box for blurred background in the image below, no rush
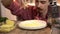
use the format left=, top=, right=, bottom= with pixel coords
left=1, top=3, right=17, bottom=21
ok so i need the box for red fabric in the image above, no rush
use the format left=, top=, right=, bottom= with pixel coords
left=7, top=1, right=48, bottom=21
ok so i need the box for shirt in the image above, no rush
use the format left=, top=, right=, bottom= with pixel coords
left=7, top=1, right=48, bottom=21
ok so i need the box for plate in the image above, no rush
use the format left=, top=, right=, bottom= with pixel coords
left=18, top=20, right=47, bottom=30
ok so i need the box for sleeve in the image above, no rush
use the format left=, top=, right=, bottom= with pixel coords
left=7, top=1, right=21, bottom=16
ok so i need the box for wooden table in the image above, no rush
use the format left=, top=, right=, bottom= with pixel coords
left=0, top=21, right=51, bottom=34
left=0, top=27, right=51, bottom=34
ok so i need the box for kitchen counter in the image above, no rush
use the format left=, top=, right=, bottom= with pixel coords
left=0, top=21, right=51, bottom=34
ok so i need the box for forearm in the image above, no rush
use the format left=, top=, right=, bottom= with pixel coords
left=1, top=0, right=13, bottom=8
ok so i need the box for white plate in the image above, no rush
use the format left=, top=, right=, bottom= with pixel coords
left=18, top=20, right=47, bottom=30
